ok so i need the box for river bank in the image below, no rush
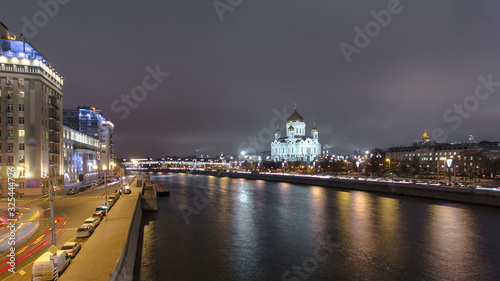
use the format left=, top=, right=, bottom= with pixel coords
left=141, top=169, right=500, bottom=207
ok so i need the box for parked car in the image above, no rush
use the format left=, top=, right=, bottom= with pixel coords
left=84, top=216, right=101, bottom=228
left=76, top=224, right=94, bottom=238
left=106, top=198, right=115, bottom=209
left=108, top=194, right=119, bottom=203
left=96, top=205, right=109, bottom=215
left=66, top=188, right=78, bottom=195
left=61, top=241, right=81, bottom=258
left=123, top=188, right=131, bottom=194
left=93, top=210, right=105, bottom=219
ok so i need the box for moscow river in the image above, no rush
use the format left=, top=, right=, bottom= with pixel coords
left=136, top=173, right=500, bottom=281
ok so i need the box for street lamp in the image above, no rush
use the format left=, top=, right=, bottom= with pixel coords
left=446, top=158, right=453, bottom=184
left=386, top=158, right=392, bottom=180
left=101, top=165, right=109, bottom=218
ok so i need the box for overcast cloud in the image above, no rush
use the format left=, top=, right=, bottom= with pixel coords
left=1, top=0, right=499, bottom=157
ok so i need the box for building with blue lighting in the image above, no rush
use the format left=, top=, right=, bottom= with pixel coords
left=63, top=126, right=100, bottom=184
left=0, top=22, right=64, bottom=196
left=63, top=106, right=115, bottom=170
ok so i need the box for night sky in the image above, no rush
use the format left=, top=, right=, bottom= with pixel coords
left=1, top=1, right=500, bottom=158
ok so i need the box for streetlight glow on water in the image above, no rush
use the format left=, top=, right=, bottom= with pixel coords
left=137, top=173, right=500, bottom=280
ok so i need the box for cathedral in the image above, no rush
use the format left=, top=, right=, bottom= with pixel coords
left=271, top=107, right=321, bottom=162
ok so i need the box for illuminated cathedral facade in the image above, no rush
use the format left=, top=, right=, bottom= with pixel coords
left=271, top=108, right=321, bottom=162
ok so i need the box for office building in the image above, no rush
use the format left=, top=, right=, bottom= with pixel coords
left=0, top=22, right=64, bottom=196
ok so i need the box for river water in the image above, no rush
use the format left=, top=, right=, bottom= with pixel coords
left=135, top=173, right=500, bottom=281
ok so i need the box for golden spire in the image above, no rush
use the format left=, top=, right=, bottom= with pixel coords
left=421, top=130, right=430, bottom=143
left=311, top=122, right=318, bottom=132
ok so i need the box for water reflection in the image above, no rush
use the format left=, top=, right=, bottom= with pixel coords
left=309, top=186, right=327, bottom=234
left=140, top=173, right=500, bottom=281
left=426, top=205, right=488, bottom=280
left=231, top=180, right=263, bottom=280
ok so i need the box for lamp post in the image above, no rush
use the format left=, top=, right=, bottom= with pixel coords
left=386, top=158, right=392, bottom=180
left=446, top=158, right=453, bottom=184
left=16, top=166, right=25, bottom=198
left=46, top=171, right=58, bottom=279
left=101, top=165, right=108, bottom=217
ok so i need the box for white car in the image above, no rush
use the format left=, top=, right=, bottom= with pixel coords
left=61, top=241, right=81, bottom=258
left=84, top=216, right=101, bottom=228
left=76, top=224, right=94, bottom=238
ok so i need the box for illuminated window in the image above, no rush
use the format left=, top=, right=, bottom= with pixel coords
left=18, top=90, right=24, bottom=98
left=19, top=130, right=25, bottom=137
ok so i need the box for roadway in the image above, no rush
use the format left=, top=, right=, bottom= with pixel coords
left=0, top=176, right=133, bottom=281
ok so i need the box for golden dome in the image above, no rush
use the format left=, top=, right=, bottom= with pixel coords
left=311, top=122, right=318, bottom=132
left=421, top=130, right=430, bottom=142
left=275, top=127, right=281, bottom=134
left=287, top=109, right=305, bottom=123
left=288, top=125, right=295, bottom=131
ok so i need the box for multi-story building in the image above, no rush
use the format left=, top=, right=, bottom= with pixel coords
left=0, top=22, right=64, bottom=196
left=100, top=120, right=114, bottom=170
left=63, top=106, right=114, bottom=170
left=385, top=131, right=500, bottom=179
left=62, top=126, right=100, bottom=184
left=271, top=107, right=321, bottom=162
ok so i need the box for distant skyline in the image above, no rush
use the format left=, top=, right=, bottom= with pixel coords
left=1, top=1, right=500, bottom=157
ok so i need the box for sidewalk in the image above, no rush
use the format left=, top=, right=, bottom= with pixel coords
left=60, top=177, right=142, bottom=281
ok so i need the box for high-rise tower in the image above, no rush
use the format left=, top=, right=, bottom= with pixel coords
left=0, top=22, right=64, bottom=196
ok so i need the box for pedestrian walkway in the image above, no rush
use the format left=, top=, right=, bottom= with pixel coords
left=60, top=177, right=142, bottom=281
